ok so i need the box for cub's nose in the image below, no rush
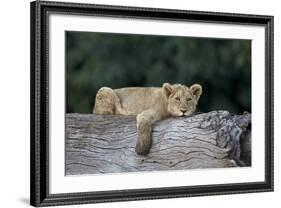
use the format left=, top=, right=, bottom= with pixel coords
left=180, top=109, right=187, bottom=114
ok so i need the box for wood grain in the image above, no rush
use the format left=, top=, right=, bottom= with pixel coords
left=65, top=111, right=251, bottom=175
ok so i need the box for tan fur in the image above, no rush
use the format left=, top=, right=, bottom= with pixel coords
left=93, top=83, right=202, bottom=155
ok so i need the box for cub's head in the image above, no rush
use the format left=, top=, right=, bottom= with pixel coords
left=162, top=83, right=202, bottom=117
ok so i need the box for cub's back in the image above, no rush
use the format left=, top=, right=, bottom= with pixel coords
left=114, top=87, right=163, bottom=113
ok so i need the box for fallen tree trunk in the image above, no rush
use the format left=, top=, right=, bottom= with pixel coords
left=66, top=111, right=251, bottom=175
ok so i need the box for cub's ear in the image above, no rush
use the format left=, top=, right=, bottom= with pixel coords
left=190, top=84, right=202, bottom=101
left=162, top=83, right=174, bottom=98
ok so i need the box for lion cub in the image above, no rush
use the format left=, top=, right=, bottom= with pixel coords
left=93, top=83, right=202, bottom=155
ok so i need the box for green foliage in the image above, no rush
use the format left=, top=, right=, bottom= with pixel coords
left=66, top=31, right=251, bottom=114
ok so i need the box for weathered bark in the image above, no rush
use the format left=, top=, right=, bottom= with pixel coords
left=66, top=111, right=251, bottom=175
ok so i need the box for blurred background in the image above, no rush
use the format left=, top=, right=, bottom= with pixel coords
left=66, top=31, right=251, bottom=114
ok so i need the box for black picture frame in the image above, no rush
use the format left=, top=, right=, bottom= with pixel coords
left=30, top=0, right=274, bottom=207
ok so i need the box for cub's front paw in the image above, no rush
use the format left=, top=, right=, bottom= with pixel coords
left=135, top=137, right=151, bottom=155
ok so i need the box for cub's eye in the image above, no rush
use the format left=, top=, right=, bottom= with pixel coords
left=175, top=97, right=180, bottom=101
left=187, top=97, right=192, bottom=102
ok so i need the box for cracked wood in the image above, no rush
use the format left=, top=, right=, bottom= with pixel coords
left=66, top=111, right=251, bottom=175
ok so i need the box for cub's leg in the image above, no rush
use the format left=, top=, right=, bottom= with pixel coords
left=93, top=87, right=122, bottom=115
left=136, top=110, right=159, bottom=155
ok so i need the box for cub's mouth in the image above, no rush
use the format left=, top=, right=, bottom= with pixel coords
left=176, top=112, right=186, bottom=117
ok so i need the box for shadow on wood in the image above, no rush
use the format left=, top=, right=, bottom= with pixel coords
left=66, top=111, right=251, bottom=175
